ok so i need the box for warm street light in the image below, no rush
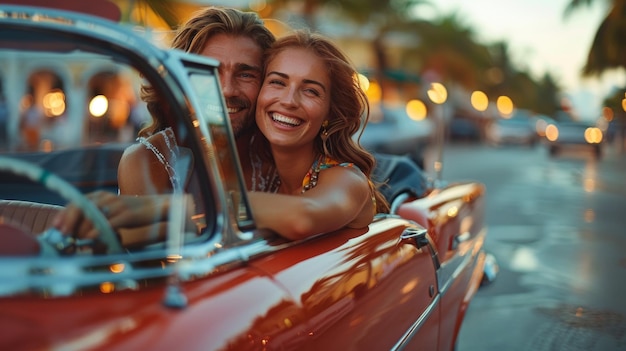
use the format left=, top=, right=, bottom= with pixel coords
left=89, top=95, right=108, bottom=117
left=42, top=90, right=66, bottom=117
left=427, top=82, right=448, bottom=182
left=497, top=95, right=514, bottom=117
left=356, top=73, right=370, bottom=92
left=364, top=80, right=381, bottom=104
left=427, top=82, right=447, bottom=105
left=471, top=90, right=488, bottom=112
left=406, top=99, right=427, bottom=121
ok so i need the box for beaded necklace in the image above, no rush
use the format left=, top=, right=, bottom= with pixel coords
left=137, top=127, right=181, bottom=191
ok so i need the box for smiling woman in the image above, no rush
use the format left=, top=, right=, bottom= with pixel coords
left=248, top=29, right=390, bottom=240
left=256, top=47, right=331, bottom=155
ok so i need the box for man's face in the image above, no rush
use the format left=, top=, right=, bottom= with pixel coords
left=200, top=34, right=264, bottom=137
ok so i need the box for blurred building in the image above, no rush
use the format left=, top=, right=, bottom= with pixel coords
left=0, top=51, right=148, bottom=152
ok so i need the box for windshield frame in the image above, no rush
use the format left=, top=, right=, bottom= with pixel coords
left=0, top=6, right=267, bottom=298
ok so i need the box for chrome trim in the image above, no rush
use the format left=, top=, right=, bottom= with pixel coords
left=0, top=232, right=288, bottom=297
left=438, top=227, right=487, bottom=295
left=390, top=192, right=411, bottom=214
left=392, top=227, right=487, bottom=349
left=391, top=294, right=440, bottom=350
left=437, top=249, right=471, bottom=294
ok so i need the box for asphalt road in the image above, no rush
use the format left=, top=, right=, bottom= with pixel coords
left=430, top=141, right=626, bottom=351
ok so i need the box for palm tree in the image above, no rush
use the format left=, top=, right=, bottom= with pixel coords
left=565, top=0, right=626, bottom=148
left=111, top=0, right=200, bottom=29
left=485, top=42, right=559, bottom=114
left=263, top=0, right=430, bottom=102
left=409, top=13, right=493, bottom=89
left=564, top=0, right=626, bottom=76
left=534, top=74, right=562, bottom=116
left=118, top=0, right=557, bottom=115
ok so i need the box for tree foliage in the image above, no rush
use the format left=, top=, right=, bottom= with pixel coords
left=122, top=0, right=566, bottom=115
left=564, top=0, right=626, bottom=76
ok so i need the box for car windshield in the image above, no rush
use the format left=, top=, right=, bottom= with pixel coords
left=0, top=12, right=254, bottom=297
left=559, top=121, right=592, bottom=129
left=498, top=117, right=530, bottom=126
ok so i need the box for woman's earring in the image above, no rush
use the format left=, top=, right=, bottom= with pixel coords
left=321, top=120, right=330, bottom=156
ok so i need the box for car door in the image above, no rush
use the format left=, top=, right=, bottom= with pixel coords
left=250, top=217, right=440, bottom=350
left=423, top=183, right=487, bottom=351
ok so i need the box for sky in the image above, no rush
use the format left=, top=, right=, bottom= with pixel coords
left=414, top=0, right=625, bottom=121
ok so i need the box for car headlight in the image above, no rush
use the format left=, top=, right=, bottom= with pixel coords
left=545, top=124, right=559, bottom=141
left=584, top=127, right=603, bottom=144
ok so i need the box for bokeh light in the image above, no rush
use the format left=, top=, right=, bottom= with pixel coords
left=406, top=99, right=427, bottom=121
left=427, top=82, right=447, bottom=104
left=535, top=119, right=548, bottom=136
left=497, top=96, right=514, bottom=117
left=89, top=95, right=108, bottom=117
left=249, top=0, right=267, bottom=12
left=42, top=89, right=66, bottom=117
left=470, top=90, right=488, bottom=111
left=365, top=80, right=382, bottom=104
left=602, top=106, right=614, bottom=122
left=356, top=73, right=370, bottom=92
left=584, top=127, right=603, bottom=144
left=545, top=124, right=559, bottom=141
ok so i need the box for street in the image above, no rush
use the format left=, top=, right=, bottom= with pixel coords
left=433, top=141, right=626, bottom=351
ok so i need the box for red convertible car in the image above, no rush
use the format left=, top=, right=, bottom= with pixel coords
left=0, top=4, right=494, bottom=351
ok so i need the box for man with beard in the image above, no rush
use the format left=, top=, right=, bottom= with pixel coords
left=117, top=7, right=276, bottom=196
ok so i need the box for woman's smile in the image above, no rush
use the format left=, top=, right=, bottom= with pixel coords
left=270, top=112, right=302, bottom=128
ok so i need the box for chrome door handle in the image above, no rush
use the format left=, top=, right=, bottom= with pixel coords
left=400, top=227, right=428, bottom=249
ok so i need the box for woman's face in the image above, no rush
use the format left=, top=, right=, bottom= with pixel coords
left=255, top=47, right=331, bottom=152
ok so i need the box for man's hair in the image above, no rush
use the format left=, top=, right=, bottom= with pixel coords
left=140, top=7, right=275, bottom=136
left=171, top=7, right=275, bottom=54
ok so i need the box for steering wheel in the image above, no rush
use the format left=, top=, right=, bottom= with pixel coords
left=0, top=156, right=124, bottom=254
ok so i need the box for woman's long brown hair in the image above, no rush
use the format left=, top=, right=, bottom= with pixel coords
left=255, top=30, right=390, bottom=213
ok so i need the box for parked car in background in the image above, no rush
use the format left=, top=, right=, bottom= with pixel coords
left=546, top=120, right=604, bottom=159
left=486, top=113, right=538, bottom=147
left=0, top=4, right=493, bottom=351
left=448, top=114, right=483, bottom=142
left=597, top=116, right=621, bottom=144
left=358, top=104, right=434, bottom=168
left=531, top=114, right=556, bottom=141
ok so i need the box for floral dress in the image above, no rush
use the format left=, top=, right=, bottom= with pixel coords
left=251, top=152, right=357, bottom=194
left=301, top=156, right=355, bottom=193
